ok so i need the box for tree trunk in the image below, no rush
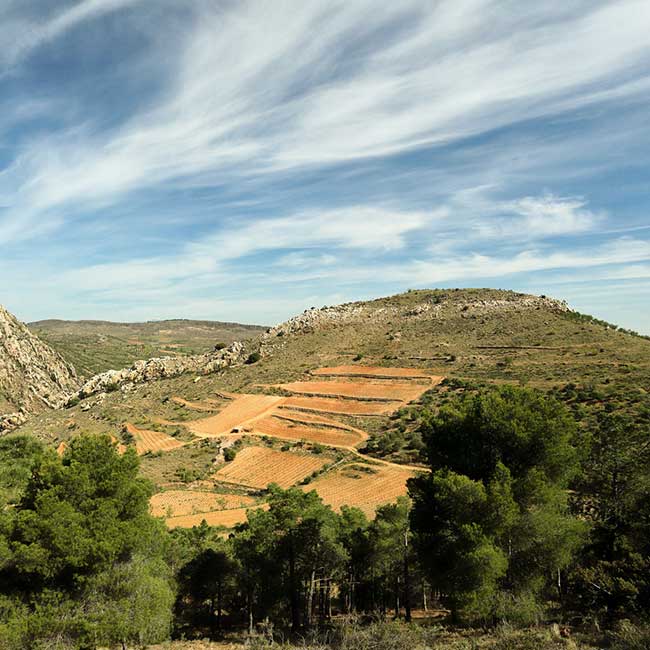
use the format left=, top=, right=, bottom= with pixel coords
left=247, top=591, right=254, bottom=635
left=327, top=578, right=332, bottom=619
left=217, top=578, right=223, bottom=631
left=306, top=568, right=316, bottom=627
left=209, top=597, right=216, bottom=640
left=404, top=530, right=412, bottom=623
left=288, top=537, right=300, bottom=632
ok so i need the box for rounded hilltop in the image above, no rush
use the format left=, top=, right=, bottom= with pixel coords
left=263, top=288, right=571, bottom=340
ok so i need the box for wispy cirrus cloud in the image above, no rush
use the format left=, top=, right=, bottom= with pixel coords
left=2, top=0, right=650, bottom=238
left=0, top=0, right=145, bottom=71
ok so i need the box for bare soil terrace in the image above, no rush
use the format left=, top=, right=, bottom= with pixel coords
left=212, top=445, right=332, bottom=489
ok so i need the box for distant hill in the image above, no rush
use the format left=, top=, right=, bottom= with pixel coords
left=16, top=288, right=650, bottom=528
left=28, top=318, right=267, bottom=379
left=0, top=305, right=79, bottom=430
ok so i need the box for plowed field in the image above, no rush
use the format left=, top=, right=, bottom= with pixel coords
left=165, top=505, right=263, bottom=529
left=303, top=462, right=419, bottom=518
left=125, top=423, right=185, bottom=455
left=188, top=394, right=284, bottom=437
left=213, top=445, right=330, bottom=489
left=253, top=416, right=365, bottom=448
left=150, top=490, right=256, bottom=517
left=276, top=380, right=430, bottom=402
left=312, top=365, right=439, bottom=380
left=281, top=396, right=400, bottom=415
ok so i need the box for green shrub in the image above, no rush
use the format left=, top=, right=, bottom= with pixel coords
left=223, top=447, right=237, bottom=462
left=609, top=621, right=650, bottom=650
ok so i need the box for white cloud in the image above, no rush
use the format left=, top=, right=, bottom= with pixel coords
left=0, top=0, right=145, bottom=70
left=2, top=1, right=650, bottom=242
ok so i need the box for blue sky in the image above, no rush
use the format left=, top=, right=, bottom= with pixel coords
left=1, top=1, right=649, bottom=331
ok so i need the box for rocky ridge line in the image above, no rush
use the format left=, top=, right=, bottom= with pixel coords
left=261, top=293, right=571, bottom=342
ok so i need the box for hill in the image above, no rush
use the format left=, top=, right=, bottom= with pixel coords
left=28, top=318, right=267, bottom=379
left=14, top=288, right=650, bottom=531
left=0, top=305, right=79, bottom=431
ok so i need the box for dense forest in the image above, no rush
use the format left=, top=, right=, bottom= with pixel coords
left=0, top=385, right=648, bottom=649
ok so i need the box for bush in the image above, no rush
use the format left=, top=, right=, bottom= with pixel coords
left=609, top=622, right=650, bottom=650
left=223, top=447, right=237, bottom=462
left=246, top=351, right=262, bottom=364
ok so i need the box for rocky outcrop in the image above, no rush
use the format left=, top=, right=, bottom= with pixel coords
left=0, top=304, right=79, bottom=431
left=262, top=292, right=571, bottom=342
left=69, top=341, right=247, bottom=403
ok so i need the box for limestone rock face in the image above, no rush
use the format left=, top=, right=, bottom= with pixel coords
left=0, top=305, right=79, bottom=430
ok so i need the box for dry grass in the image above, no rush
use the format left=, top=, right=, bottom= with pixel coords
left=312, top=365, right=441, bottom=380
left=213, top=445, right=331, bottom=489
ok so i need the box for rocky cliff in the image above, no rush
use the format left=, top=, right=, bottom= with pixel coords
left=0, top=305, right=79, bottom=431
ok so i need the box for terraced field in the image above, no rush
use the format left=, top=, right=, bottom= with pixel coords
left=275, top=379, right=432, bottom=402
left=153, top=366, right=439, bottom=528
left=188, top=394, right=283, bottom=437
left=150, top=490, right=256, bottom=517
left=302, top=462, right=420, bottom=518
left=213, top=445, right=331, bottom=489
left=253, top=415, right=365, bottom=447
left=166, top=505, right=265, bottom=530
left=125, top=423, right=185, bottom=455
left=281, top=395, right=400, bottom=415
left=312, top=365, right=439, bottom=380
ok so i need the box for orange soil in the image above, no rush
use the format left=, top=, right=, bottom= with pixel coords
left=213, top=445, right=330, bottom=489
left=150, top=490, right=256, bottom=517
left=165, top=505, right=266, bottom=530
left=253, top=416, right=365, bottom=448
left=188, top=394, right=284, bottom=437
left=56, top=441, right=68, bottom=457
left=303, top=462, right=419, bottom=519
left=273, top=409, right=360, bottom=430
left=280, top=396, right=401, bottom=416
left=125, top=423, right=185, bottom=455
left=312, top=365, right=439, bottom=380
left=276, top=380, right=431, bottom=402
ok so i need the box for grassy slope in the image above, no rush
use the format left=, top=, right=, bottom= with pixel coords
left=28, top=318, right=267, bottom=379
left=17, top=289, right=650, bottom=501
